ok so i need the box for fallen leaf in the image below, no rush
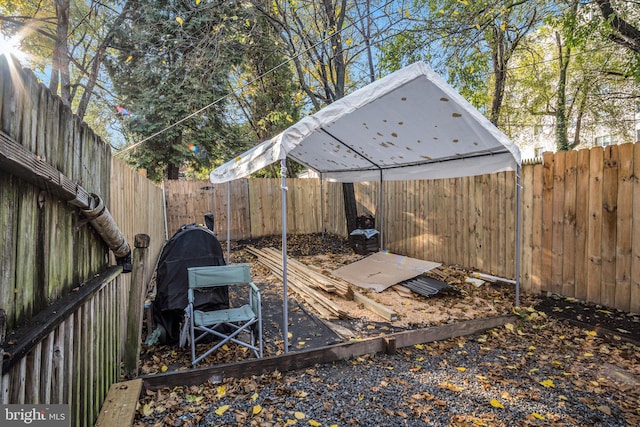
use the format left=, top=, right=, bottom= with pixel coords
left=215, top=405, right=230, bottom=416
left=309, top=421, right=321, bottom=426
left=176, top=16, right=184, bottom=26
left=216, top=385, right=227, bottom=398
left=490, top=399, right=504, bottom=409
left=161, top=365, right=168, bottom=373
left=456, top=367, right=467, bottom=372
left=532, top=413, right=545, bottom=420
left=252, top=405, right=262, bottom=415
left=295, top=411, right=306, bottom=420
left=142, top=403, right=153, bottom=416
left=539, top=379, right=555, bottom=388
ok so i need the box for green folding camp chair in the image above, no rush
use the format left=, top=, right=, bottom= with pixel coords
left=185, top=264, right=263, bottom=366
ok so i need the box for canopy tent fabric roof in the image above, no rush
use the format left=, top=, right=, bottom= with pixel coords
left=210, top=61, right=521, bottom=184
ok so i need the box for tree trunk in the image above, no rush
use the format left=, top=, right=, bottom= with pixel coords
left=342, top=183, right=358, bottom=234
left=555, top=32, right=571, bottom=151
left=53, top=0, right=71, bottom=107
left=167, top=163, right=180, bottom=180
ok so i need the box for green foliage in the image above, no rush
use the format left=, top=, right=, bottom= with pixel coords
left=106, top=0, right=248, bottom=181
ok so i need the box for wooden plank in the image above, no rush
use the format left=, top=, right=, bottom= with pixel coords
left=96, top=289, right=104, bottom=419
left=474, top=175, right=485, bottom=271
left=407, top=180, right=416, bottom=258
left=601, top=145, right=618, bottom=307
left=458, top=177, right=468, bottom=268
left=51, top=321, right=65, bottom=404
left=541, top=152, right=554, bottom=293
left=95, top=379, right=143, bottom=427
left=0, top=171, right=17, bottom=330
left=496, top=172, right=506, bottom=277
left=10, top=358, right=26, bottom=404
left=353, top=291, right=397, bottom=321
left=142, top=315, right=516, bottom=391
left=587, top=147, right=604, bottom=304
left=614, top=143, right=633, bottom=311
left=520, top=165, right=534, bottom=292
left=1, top=373, right=9, bottom=404
left=505, top=172, right=516, bottom=279
left=551, top=151, right=565, bottom=295
left=574, top=148, right=590, bottom=301
left=489, top=174, right=498, bottom=274
left=562, top=150, right=577, bottom=297
left=531, top=164, right=543, bottom=295
left=448, top=178, right=457, bottom=265
left=467, top=176, right=478, bottom=270
left=124, top=237, right=150, bottom=378
left=39, top=332, right=54, bottom=404
left=25, top=342, right=41, bottom=403
left=631, top=143, right=640, bottom=314
left=417, top=180, right=427, bottom=261
left=64, top=312, right=74, bottom=408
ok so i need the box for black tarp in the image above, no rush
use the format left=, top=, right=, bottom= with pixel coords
left=152, top=224, right=228, bottom=344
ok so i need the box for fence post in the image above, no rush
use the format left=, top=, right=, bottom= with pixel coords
left=124, top=234, right=150, bottom=378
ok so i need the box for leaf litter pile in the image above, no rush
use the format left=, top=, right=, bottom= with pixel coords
left=135, top=233, right=640, bottom=426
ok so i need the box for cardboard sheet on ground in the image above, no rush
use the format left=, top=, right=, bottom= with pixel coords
left=332, top=252, right=441, bottom=292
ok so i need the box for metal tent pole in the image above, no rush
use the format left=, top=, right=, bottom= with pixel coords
left=378, top=170, right=383, bottom=250
left=162, top=181, right=169, bottom=241
left=226, top=181, right=231, bottom=265
left=515, top=165, right=522, bottom=307
left=281, top=159, right=289, bottom=353
left=320, top=173, right=325, bottom=239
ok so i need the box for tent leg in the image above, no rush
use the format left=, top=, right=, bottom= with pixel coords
left=378, top=171, right=384, bottom=250
left=320, top=174, right=325, bottom=239
left=515, top=166, right=522, bottom=307
left=281, top=159, right=289, bottom=354
left=227, top=181, right=231, bottom=265
left=162, top=181, right=169, bottom=241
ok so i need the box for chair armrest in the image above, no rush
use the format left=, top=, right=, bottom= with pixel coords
left=248, top=281, right=261, bottom=315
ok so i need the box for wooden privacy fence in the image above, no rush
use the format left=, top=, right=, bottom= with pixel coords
left=164, top=142, right=640, bottom=314
left=1, top=269, right=128, bottom=427
left=1, top=55, right=166, bottom=426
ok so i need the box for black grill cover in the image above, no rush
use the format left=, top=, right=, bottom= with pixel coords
left=152, top=224, right=227, bottom=344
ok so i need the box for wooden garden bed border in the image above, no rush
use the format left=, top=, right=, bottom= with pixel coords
left=141, top=314, right=516, bottom=391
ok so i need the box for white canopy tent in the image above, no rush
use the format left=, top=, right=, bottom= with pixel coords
left=210, top=61, right=522, bottom=353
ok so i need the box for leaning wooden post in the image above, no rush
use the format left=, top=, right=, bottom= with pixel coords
left=124, top=234, right=150, bottom=378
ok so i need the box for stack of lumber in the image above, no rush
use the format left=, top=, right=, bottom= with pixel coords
left=247, top=246, right=397, bottom=322
left=246, top=246, right=350, bottom=320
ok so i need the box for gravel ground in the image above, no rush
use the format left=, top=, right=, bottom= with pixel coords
left=135, top=234, right=640, bottom=426
left=136, top=311, right=639, bottom=426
